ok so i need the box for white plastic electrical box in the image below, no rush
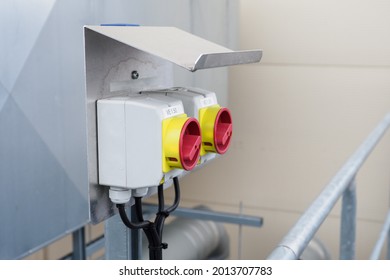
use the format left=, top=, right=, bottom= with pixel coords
left=97, top=93, right=202, bottom=203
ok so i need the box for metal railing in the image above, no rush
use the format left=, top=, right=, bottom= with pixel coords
left=63, top=206, right=262, bottom=260
left=267, top=113, right=390, bottom=260
left=370, top=209, right=390, bottom=260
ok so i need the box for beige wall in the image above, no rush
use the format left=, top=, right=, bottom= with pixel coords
left=180, top=0, right=390, bottom=259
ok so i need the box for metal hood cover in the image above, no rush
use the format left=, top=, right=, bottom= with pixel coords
left=84, top=25, right=262, bottom=71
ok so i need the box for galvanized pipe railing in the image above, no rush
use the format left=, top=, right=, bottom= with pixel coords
left=267, top=113, right=390, bottom=260
left=370, top=209, right=390, bottom=259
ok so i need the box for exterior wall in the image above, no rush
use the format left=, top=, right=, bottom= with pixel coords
left=181, top=0, right=390, bottom=259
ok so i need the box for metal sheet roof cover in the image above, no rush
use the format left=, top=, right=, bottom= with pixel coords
left=84, top=26, right=262, bottom=71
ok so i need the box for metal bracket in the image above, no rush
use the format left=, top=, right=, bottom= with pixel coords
left=84, top=26, right=262, bottom=223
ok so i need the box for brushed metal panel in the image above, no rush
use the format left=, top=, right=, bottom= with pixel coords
left=0, top=99, right=89, bottom=259
left=85, top=26, right=262, bottom=71
left=0, top=0, right=238, bottom=259
left=84, top=28, right=173, bottom=223
left=0, top=0, right=91, bottom=259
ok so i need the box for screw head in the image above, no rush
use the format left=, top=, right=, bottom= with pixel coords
left=131, top=71, right=139, bottom=80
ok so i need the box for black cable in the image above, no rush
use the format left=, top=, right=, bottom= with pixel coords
left=155, top=177, right=181, bottom=241
left=145, top=223, right=161, bottom=260
left=117, top=203, right=161, bottom=260
left=133, top=197, right=155, bottom=257
left=155, top=177, right=181, bottom=223
left=116, top=178, right=181, bottom=260
left=157, top=183, right=165, bottom=213
left=155, top=184, right=167, bottom=237
left=166, top=177, right=180, bottom=213
left=134, top=197, right=145, bottom=222
left=134, top=196, right=162, bottom=260
left=117, top=204, right=149, bottom=229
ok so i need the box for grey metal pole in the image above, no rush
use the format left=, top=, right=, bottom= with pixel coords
left=143, top=203, right=263, bottom=227
left=105, top=206, right=131, bottom=260
left=72, top=227, right=86, bottom=260
left=105, top=204, right=143, bottom=260
left=370, top=209, right=390, bottom=259
left=387, top=221, right=390, bottom=260
left=339, top=179, right=356, bottom=259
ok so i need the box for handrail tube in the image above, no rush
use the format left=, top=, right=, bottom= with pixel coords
left=388, top=223, right=390, bottom=260
left=267, top=113, right=390, bottom=260
left=370, top=209, right=390, bottom=259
